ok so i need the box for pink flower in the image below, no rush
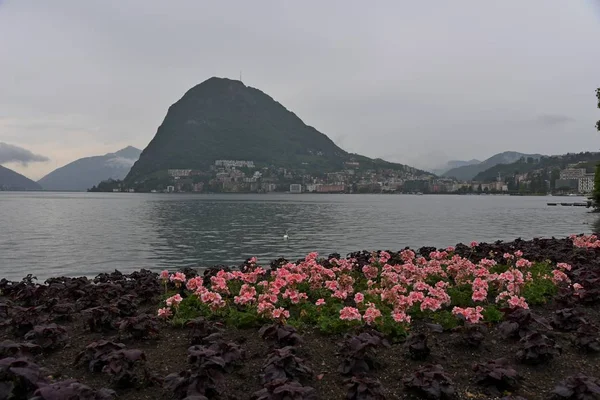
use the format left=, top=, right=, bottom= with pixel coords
left=272, top=307, right=290, bottom=320
left=452, top=306, right=484, bottom=323
left=157, top=307, right=172, bottom=318
left=160, top=270, right=169, bottom=281
left=446, top=246, right=455, bottom=253
left=170, top=272, right=186, bottom=287
left=507, top=295, right=529, bottom=309
left=515, top=259, right=532, bottom=269
left=514, top=250, right=523, bottom=258
left=556, top=263, right=572, bottom=271
left=391, top=310, right=411, bottom=323
left=503, top=253, right=514, bottom=260
left=165, top=294, right=183, bottom=307
left=339, top=307, right=362, bottom=321
left=315, top=298, right=326, bottom=306
left=363, top=304, right=382, bottom=325
left=186, top=277, right=203, bottom=291
left=354, top=293, right=365, bottom=304
left=472, top=289, right=487, bottom=302
left=362, top=265, right=379, bottom=279
left=470, top=241, right=478, bottom=248
left=551, top=270, right=570, bottom=284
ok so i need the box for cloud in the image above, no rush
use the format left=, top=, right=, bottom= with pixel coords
left=0, top=142, right=49, bottom=165
left=536, top=114, right=575, bottom=126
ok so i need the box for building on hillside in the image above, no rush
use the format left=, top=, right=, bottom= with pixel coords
left=166, top=186, right=175, bottom=193
left=560, top=168, right=586, bottom=180
left=578, top=174, right=595, bottom=193
left=168, top=169, right=192, bottom=178
left=317, top=184, right=345, bottom=193
left=290, top=184, right=302, bottom=194
left=214, top=160, right=255, bottom=168
left=555, top=179, right=578, bottom=191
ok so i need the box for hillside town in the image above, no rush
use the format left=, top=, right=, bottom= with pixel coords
left=108, top=157, right=597, bottom=195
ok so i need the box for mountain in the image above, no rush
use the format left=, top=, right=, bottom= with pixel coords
left=442, top=151, right=544, bottom=181
left=0, top=165, right=42, bottom=190
left=473, top=151, right=600, bottom=183
left=431, top=159, right=481, bottom=176
left=126, top=77, right=430, bottom=186
left=38, top=146, right=141, bottom=191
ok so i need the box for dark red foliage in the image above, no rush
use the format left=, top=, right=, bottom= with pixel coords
left=186, top=317, right=220, bottom=345
left=253, top=379, right=317, bottom=400
left=551, top=308, right=587, bottom=331
left=499, top=308, right=552, bottom=339
left=0, top=340, right=42, bottom=358
left=517, top=332, right=561, bottom=365
left=262, top=347, right=312, bottom=384
left=24, top=324, right=68, bottom=351
left=456, top=323, right=487, bottom=347
left=404, top=333, right=430, bottom=360
left=403, top=364, right=455, bottom=400
left=573, top=323, right=600, bottom=353
left=345, top=375, right=386, bottom=400
left=118, top=313, right=159, bottom=340
left=472, top=358, right=520, bottom=396
left=163, top=370, right=212, bottom=400
left=0, top=357, right=46, bottom=399
left=8, top=305, right=48, bottom=337
left=259, top=323, right=303, bottom=348
left=551, top=373, right=600, bottom=399
left=338, top=332, right=390, bottom=376
left=83, top=305, right=120, bottom=332
left=31, top=379, right=116, bottom=400
left=75, top=340, right=127, bottom=373
left=100, top=349, right=147, bottom=388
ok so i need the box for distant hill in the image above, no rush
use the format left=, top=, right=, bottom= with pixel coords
left=125, top=77, right=431, bottom=188
left=443, top=151, right=544, bottom=181
left=431, top=159, right=481, bottom=176
left=473, top=151, right=600, bottom=182
left=0, top=165, right=41, bottom=190
left=38, top=146, right=141, bottom=191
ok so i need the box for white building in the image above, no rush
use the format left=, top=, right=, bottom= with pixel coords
left=578, top=174, right=595, bottom=193
left=168, top=169, right=192, bottom=178
left=290, top=184, right=302, bottom=194
left=560, top=168, right=586, bottom=180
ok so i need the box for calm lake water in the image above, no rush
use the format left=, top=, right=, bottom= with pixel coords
left=0, top=192, right=596, bottom=281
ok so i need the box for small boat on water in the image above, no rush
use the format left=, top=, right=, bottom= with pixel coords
left=547, top=203, right=557, bottom=206
left=561, top=202, right=573, bottom=206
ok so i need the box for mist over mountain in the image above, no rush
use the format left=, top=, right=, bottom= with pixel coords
left=38, top=146, right=141, bottom=191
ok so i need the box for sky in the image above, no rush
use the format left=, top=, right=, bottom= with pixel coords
left=1, top=0, right=600, bottom=180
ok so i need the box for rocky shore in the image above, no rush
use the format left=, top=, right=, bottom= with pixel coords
left=1, top=235, right=600, bottom=400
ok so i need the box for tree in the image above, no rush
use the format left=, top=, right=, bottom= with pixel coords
left=593, top=88, right=600, bottom=210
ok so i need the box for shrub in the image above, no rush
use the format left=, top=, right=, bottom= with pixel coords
left=164, top=369, right=219, bottom=399
left=552, top=373, right=600, bottom=399
left=24, top=324, right=68, bottom=351
left=551, top=308, right=586, bottom=331
left=403, top=364, right=455, bottom=399
left=253, top=379, right=317, bottom=400
left=260, top=323, right=303, bottom=348
left=0, top=357, right=45, bottom=399
left=0, top=340, right=42, bottom=358
left=499, top=308, right=552, bottom=339
left=30, top=380, right=116, bottom=400
left=573, top=323, right=600, bottom=353
left=187, top=317, right=220, bottom=345
left=516, top=332, right=561, bottom=365
left=83, top=306, right=120, bottom=332
left=345, top=375, right=386, bottom=400
left=404, top=333, right=430, bottom=360
left=75, top=341, right=126, bottom=373
left=473, top=358, right=520, bottom=396
left=100, top=349, right=147, bottom=388
left=262, top=347, right=312, bottom=384
left=118, top=314, right=159, bottom=340
left=338, top=333, right=390, bottom=376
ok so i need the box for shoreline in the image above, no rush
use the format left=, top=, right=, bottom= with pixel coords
left=1, top=235, right=600, bottom=399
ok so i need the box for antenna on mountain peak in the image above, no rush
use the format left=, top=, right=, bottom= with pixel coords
left=239, top=71, right=242, bottom=82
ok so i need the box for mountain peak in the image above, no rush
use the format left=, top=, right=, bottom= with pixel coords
left=125, top=77, right=430, bottom=189
left=114, top=146, right=141, bottom=159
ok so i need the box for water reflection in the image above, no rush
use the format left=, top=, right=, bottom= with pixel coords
left=0, top=192, right=596, bottom=280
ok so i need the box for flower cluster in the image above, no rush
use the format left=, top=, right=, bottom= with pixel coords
left=157, top=247, right=572, bottom=331
left=571, top=234, right=600, bottom=249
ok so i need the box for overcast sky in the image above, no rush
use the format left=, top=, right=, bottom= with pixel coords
left=1, top=0, right=600, bottom=180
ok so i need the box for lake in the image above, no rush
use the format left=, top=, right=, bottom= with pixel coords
left=0, top=192, right=596, bottom=281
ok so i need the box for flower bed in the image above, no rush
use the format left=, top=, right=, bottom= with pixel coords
left=158, top=246, right=572, bottom=338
